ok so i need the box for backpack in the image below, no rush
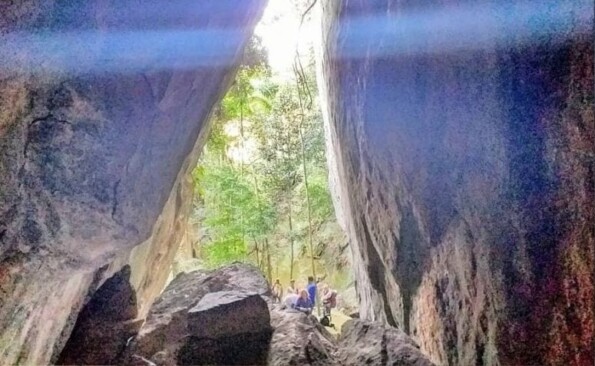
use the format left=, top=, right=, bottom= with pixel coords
left=320, top=315, right=330, bottom=327
left=328, top=291, right=337, bottom=308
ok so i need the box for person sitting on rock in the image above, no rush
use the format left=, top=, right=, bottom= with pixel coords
left=272, top=279, right=283, bottom=303
left=282, top=292, right=299, bottom=310
left=294, top=289, right=313, bottom=315
left=286, top=279, right=298, bottom=295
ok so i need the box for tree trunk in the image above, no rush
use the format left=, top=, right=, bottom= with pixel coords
left=253, top=238, right=260, bottom=269
left=265, top=238, right=273, bottom=284
left=288, top=200, right=295, bottom=280
left=239, top=83, right=246, bottom=249
left=299, top=126, right=316, bottom=280
left=293, top=61, right=320, bottom=315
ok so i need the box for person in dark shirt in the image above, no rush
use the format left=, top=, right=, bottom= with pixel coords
left=306, top=276, right=317, bottom=306
left=294, top=289, right=313, bottom=314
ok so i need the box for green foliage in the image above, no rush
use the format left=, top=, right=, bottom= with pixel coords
left=191, top=35, right=345, bottom=285
left=305, top=173, right=334, bottom=220
left=195, top=157, right=277, bottom=267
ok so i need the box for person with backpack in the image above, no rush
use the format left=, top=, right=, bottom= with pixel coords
left=321, top=285, right=337, bottom=319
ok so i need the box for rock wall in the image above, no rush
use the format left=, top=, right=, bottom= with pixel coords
left=0, top=1, right=266, bottom=365
left=56, top=265, right=141, bottom=365
left=319, top=0, right=594, bottom=365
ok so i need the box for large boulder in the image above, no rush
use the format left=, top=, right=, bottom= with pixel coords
left=318, top=1, right=593, bottom=365
left=267, top=306, right=436, bottom=366
left=336, top=320, right=435, bottom=366
left=188, top=291, right=271, bottom=338
left=179, top=291, right=272, bottom=365
left=123, top=263, right=271, bottom=365
left=268, top=308, right=337, bottom=366
left=0, top=1, right=266, bottom=364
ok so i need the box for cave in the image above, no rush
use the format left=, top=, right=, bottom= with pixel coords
left=0, top=1, right=593, bottom=366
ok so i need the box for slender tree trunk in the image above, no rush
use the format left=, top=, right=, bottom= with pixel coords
left=288, top=200, right=295, bottom=280
left=292, top=63, right=316, bottom=280
left=253, top=238, right=260, bottom=269
left=293, top=62, right=321, bottom=315
left=239, top=84, right=246, bottom=249
left=299, top=126, right=316, bottom=280
left=265, top=238, right=272, bottom=284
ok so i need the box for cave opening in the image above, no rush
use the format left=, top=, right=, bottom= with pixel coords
left=2, top=0, right=592, bottom=365
left=169, top=0, right=356, bottom=322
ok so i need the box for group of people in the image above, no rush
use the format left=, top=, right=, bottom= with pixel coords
left=272, top=276, right=337, bottom=319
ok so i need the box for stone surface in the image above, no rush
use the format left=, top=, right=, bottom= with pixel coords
left=123, top=263, right=271, bottom=365
left=268, top=307, right=434, bottom=366
left=336, top=320, right=435, bottom=366
left=180, top=292, right=272, bottom=365
left=56, top=265, right=141, bottom=365
left=188, top=291, right=271, bottom=338
left=319, top=1, right=594, bottom=365
left=0, top=1, right=266, bottom=364
left=268, top=307, right=337, bottom=366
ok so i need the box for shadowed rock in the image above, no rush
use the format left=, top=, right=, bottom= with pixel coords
left=123, top=263, right=272, bottom=365
left=56, top=265, right=142, bottom=365
left=0, top=2, right=266, bottom=364
left=188, top=291, right=271, bottom=338
left=336, top=320, right=435, bottom=366
left=268, top=308, right=337, bottom=366
left=181, top=291, right=272, bottom=365
left=318, top=0, right=593, bottom=364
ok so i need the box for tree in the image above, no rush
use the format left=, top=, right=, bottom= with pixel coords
left=192, top=35, right=341, bottom=287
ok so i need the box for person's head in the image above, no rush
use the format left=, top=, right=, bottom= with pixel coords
left=307, top=276, right=314, bottom=283
left=299, top=289, right=309, bottom=299
left=275, top=278, right=280, bottom=284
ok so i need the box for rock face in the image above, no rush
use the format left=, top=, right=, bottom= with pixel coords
left=319, top=1, right=594, bottom=365
left=56, top=265, right=141, bottom=365
left=123, top=263, right=271, bottom=365
left=180, top=292, right=272, bottom=365
left=268, top=309, right=337, bottom=366
left=336, top=320, right=434, bottom=366
left=0, top=1, right=266, bottom=365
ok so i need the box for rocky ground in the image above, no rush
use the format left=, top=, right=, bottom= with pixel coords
left=59, top=263, right=434, bottom=365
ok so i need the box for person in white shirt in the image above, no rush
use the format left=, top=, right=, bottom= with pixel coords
left=282, top=292, right=299, bottom=309
left=272, top=279, right=283, bottom=303
left=286, top=279, right=298, bottom=295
